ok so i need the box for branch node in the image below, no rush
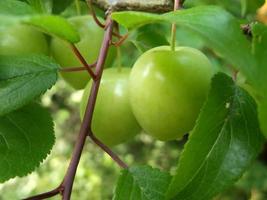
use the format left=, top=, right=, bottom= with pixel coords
left=70, top=44, right=97, bottom=79
left=86, top=0, right=106, bottom=28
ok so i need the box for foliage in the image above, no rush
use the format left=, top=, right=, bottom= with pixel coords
left=0, top=0, right=267, bottom=199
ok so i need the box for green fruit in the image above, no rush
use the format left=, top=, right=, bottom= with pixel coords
left=50, top=15, right=115, bottom=90
left=0, top=24, right=48, bottom=55
left=129, top=46, right=213, bottom=141
left=80, top=68, right=141, bottom=146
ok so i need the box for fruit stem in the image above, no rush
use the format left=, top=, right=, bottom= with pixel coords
left=114, top=23, right=122, bottom=72
left=75, top=0, right=81, bottom=15
left=86, top=0, right=106, bottom=28
left=170, top=0, right=181, bottom=51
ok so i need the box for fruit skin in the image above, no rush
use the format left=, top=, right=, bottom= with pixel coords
left=80, top=68, right=141, bottom=147
left=129, top=46, right=213, bottom=141
left=0, top=24, right=48, bottom=55
left=50, top=15, right=115, bottom=90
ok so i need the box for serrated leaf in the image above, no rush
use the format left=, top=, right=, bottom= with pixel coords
left=23, top=15, right=80, bottom=43
left=112, top=6, right=256, bottom=81
left=0, top=55, right=59, bottom=116
left=0, top=102, right=55, bottom=183
left=167, top=73, right=264, bottom=200
left=113, top=166, right=171, bottom=200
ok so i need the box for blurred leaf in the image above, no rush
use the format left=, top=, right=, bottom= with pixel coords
left=251, top=23, right=267, bottom=91
left=184, top=0, right=264, bottom=18
left=52, top=0, right=73, bottom=14
left=0, top=55, right=59, bottom=116
left=23, top=15, right=80, bottom=43
left=61, top=1, right=91, bottom=17
left=112, top=6, right=255, bottom=80
left=130, top=24, right=169, bottom=52
left=237, top=161, right=267, bottom=191
left=25, top=0, right=46, bottom=13
left=0, top=0, right=79, bottom=43
left=0, top=103, right=55, bottom=183
left=249, top=23, right=267, bottom=138
left=0, top=0, right=35, bottom=15
left=113, top=166, right=171, bottom=200
left=175, top=27, right=205, bottom=49
left=167, top=73, right=264, bottom=200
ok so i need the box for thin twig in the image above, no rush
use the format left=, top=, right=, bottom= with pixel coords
left=86, top=0, right=127, bottom=39
left=60, top=63, right=96, bottom=72
left=111, top=33, right=129, bottom=47
left=23, top=187, right=62, bottom=200
left=70, top=44, right=96, bottom=79
left=24, top=14, right=127, bottom=200
left=59, top=16, right=115, bottom=200
left=86, top=0, right=106, bottom=28
left=89, top=132, right=128, bottom=168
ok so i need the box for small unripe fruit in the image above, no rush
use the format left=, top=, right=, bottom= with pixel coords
left=80, top=68, right=141, bottom=146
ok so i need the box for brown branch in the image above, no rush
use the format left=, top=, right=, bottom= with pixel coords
left=23, top=187, right=62, bottom=200
left=25, top=14, right=127, bottom=200
left=89, top=132, right=128, bottom=168
left=86, top=0, right=106, bottom=28
left=86, top=1, right=127, bottom=39
left=111, top=33, right=129, bottom=47
left=59, top=16, right=115, bottom=200
left=70, top=44, right=96, bottom=79
left=60, top=63, right=96, bottom=72
left=92, top=0, right=174, bottom=13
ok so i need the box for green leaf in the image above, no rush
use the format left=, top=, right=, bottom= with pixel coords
left=0, top=55, right=59, bottom=116
left=23, top=15, right=80, bottom=43
left=184, top=0, right=264, bottom=18
left=112, top=6, right=255, bottom=81
left=113, top=166, right=171, bottom=200
left=26, top=0, right=46, bottom=13
left=0, top=102, right=55, bottom=183
left=52, top=0, right=73, bottom=14
left=0, top=0, right=79, bottom=43
left=167, top=73, right=264, bottom=200
left=251, top=23, right=267, bottom=91
left=0, top=0, right=35, bottom=28
left=250, top=23, right=267, bottom=138
left=0, top=0, right=35, bottom=15
left=130, top=24, right=169, bottom=52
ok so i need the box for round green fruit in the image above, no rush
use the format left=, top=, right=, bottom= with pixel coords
left=50, top=15, right=115, bottom=90
left=129, top=46, right=213, bottom=141
left=0, top=24, right=48, bottom=55
left=80, top=68, right=141, bottom=147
